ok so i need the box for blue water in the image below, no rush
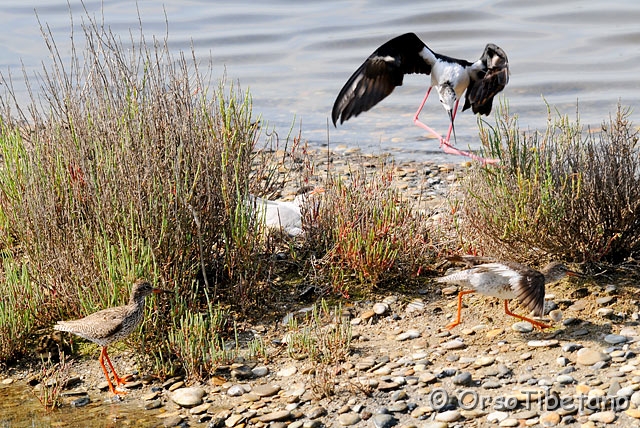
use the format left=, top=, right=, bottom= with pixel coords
left=1, top=0, right=638, bottom=161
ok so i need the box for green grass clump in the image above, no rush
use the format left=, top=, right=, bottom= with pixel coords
left=458, top=103, right=640, bottom=264
left=0, top=262, right=39, bottom=364
left=303, top=163, right=437, bottom=297
left=284, top=300, right=351, bottom=364
left=0, top=14, right=284, bottom=367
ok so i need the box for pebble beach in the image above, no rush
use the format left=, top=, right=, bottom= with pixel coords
left=2, top=149, right=640, bottom=428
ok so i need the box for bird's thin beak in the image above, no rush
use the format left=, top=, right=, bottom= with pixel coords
left=152, top=288, right=170, bottom=294
left=448, top=110, right=457, bottom=145
left=565, top=270, right=583, bottom=278
left=310, top=187, right=326, bottom=195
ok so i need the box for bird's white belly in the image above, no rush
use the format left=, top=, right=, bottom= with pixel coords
left=470, top=275, right=517, bottom=300
left=431, top=61, right=469, bottom=98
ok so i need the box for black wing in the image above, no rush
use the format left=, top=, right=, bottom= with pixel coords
left=332, top=33, right=432, bottom=126
left=502, top=261, right=546, bottom=316
left=463, top=43, right=510, bottom=115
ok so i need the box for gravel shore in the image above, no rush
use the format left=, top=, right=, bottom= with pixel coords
left=3, top=149, right=640, bottom=428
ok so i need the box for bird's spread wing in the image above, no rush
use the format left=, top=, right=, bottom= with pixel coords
left=463, top=43, right=509, bottom=115
left=332, top=33, right=432, bottom=126
left=497, top=262, right=545, bottom=316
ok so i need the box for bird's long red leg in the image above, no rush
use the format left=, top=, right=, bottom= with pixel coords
left=413, top=87, right=443, bottom=139
left=503, top=300, right=551, bottom=330
left=100, top=347, right=128, bottom=394
left=99, top=347, right=124, bottom=395
left=413, top=90, right=498, bottom=165
left=446, top=290, right=476, bottom=330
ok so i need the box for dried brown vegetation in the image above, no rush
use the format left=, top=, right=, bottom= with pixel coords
left=458, top=104, right=640, bottom=265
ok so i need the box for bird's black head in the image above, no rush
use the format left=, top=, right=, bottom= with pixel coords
left=437, top=83, right=458, bottom=144
left=483, top=43, right=509, bottom=69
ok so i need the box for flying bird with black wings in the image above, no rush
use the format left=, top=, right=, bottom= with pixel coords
left=332, top=33, right=509, bottom=164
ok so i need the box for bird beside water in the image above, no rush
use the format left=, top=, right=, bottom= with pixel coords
left=54, top=280, right=166, bottom=395
left=332, top=33, right=509, bottom=164
left=437, top=256, right=580, bottom=330
left=247, top=186, right=324, bottom=237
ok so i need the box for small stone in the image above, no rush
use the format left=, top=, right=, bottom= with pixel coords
left=576, top=348, right=611, bottom=366
left=142, top=391, right=159, bottom=401
left=514, top=410, right=538, bottom=420
left=549, top=309, right=563, bottom=322
left=190, top=402, right=211, bottom=415
left=227, top=385, right=245, bottom=397
left=97, top=380, right=110, bottom=391
left=486, top=328, right=504, bottom=338
left=144, top=399, right=162, bottom=410
left=258, top=410, right=291, bottom=423
left=620, top=327, right=638, bottom=337
left=568, top=299, right=587, bottom=311
left=562, top=343, right=583, bottom=352
left=167, top=380, right=185, bottom=391
left=405, top=299, right=425, bottom=312
left=527, top=339, right=559, bottom=348
left=396, top=330, right=421, bottom=341
left=378, top=381, right=399, bottom=391
left=453, top=371, right=473, bottom=386
left=70, top=396, right=90, bottom=407
left=557, top=374, right=575, bottom=384
left=171, top=387, right=206, bottom=408
left=253, top=384, right=281, bottom=397
left=604, top=334, right=627, bottom=344
left=391, top=390, right=408, bottom=401
left=625, top=408, right=640, bottom=419
left=383, top=295, right=398, bottom=305
left=435, top=410, right=461, bottom=422
left=252, top=366, right=269, bottom=377
left=338, top=413, right=361, bottom=426
left=482, top=380, right=501, bottom=389
left=419, top=372, right=437, bottom=384
left=512, top=322, right=534, bottom=333
left=278, top=366, right=297, bottom=377
left=499, top=418, right=519, bottom=427
left=442, top=339, right=466, bottom=350
left=225, top=414, right=245, bottom=427
left=230, top=364, right=252, bottom=379
left=596, top=296, right=615, bottom=305
left=475, top=356, right=495, bottom=367
left=163, top=415, right=185, bottom=427
left=360, top=310, right=376, bottom=320
left=616, top=386, right=635, bottom=397
left=373, top=303, right=389, bottom=315
left=308, top=406, right=328, bottom=419
left=487, top=411, right=509, bottom=423
left=588, top=411, right=616, bottom=423
left=285, top=383, right=307, bottom=398
left=420, top=423, right=448, bottom=428
left=597, top=308, right=615, bottom=318
left=575, top=384, right=590, bottom=395
left=540, top=411, right=561, bottom=426
left=1, top=378, right=14, bottom=385
left=605, top=284, right=618, bottom=294
left=371, top=413, right=397, bottom=428
left=441, top=286, right=457, bottom=296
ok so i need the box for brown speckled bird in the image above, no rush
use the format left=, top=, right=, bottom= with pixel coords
left=438, top=256, right=580, bottom=330
left=54, top=280, right=165, bottom=394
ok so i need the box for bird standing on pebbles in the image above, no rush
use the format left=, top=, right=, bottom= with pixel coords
left=437, top=256, right=581, bottom=330
left=54, top=280, right=167, bottom=394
